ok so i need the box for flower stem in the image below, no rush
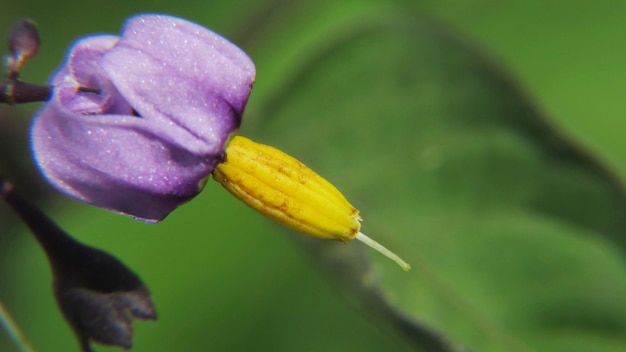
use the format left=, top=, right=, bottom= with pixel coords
left=0, top=79, right=52, bottom=104
left=0, top=297, right=35, bottom=352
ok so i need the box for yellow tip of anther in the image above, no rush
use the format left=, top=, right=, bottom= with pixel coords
left=355, top=232, right=411, bottom=271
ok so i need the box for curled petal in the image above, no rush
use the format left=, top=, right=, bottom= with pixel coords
left=101, top=14, right=256, bottom=154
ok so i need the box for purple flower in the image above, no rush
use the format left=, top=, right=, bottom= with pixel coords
left=30, top=14, right=255, bottom=222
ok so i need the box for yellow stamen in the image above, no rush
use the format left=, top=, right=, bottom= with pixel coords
left=213, top=136, right=410, bottom=271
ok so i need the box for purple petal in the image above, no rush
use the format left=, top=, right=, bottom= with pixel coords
left=101, top=14, right=255, bottom=155
left=30, top=14, right=256, bottom=221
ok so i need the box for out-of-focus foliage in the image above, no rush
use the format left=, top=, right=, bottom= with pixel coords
left=255, top=14, right=626, bottom=352
left=1, top=1, right=625, bottom=352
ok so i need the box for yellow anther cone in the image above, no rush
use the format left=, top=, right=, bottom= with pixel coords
left=213, top=136, right=410, bottom=271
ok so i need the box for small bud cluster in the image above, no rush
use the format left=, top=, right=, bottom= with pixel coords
left=6, top=19, right=39, bottom=78
left=1, top=19, right=51, bottom=104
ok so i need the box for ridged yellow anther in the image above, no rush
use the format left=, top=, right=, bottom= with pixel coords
left=213, top=136, right=410, bottom=271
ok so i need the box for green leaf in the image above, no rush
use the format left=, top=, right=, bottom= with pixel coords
left=253, top=15, right=626, bottom=352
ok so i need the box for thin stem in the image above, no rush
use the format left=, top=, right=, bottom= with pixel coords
left=0, top=79, right=52, bottom=104
left=355, top=232, right=411, bottom=271
left=0, top=297, right=35, bottom=352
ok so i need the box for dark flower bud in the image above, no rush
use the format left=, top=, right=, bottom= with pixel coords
left=1, top=177, right=157, bottom=351
left=7, top=18, right=40, bottom=76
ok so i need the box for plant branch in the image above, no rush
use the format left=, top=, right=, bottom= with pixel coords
left=1, top=80, right=51, bottom=104
left=0, top=297, right=35, bottom=352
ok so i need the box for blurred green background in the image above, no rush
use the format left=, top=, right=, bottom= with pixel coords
left=1, top=1, right=625, bottom=351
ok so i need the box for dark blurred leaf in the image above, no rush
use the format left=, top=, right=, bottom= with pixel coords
left=2, top=179, right=157, bottom=351
left=254, top=15, right=626, bottom=352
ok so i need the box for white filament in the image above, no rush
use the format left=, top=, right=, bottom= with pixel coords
left=355, top=232, right=411, bottom=271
